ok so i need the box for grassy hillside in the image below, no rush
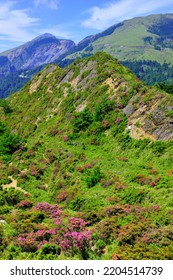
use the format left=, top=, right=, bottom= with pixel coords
left=65, top=14, right=173, bottom=63
left=0, top=53, right=173, bottom=260
left=61, top=14, right=173, bottom=85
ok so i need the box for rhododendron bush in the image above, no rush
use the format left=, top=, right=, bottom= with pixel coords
left=17, top=202, right=92, bottom=259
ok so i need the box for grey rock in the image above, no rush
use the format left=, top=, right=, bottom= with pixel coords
left=0, top=33, right=75, bottom=74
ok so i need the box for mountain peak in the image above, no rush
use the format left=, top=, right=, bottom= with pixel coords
left=32, top=33, right=57, bottom=42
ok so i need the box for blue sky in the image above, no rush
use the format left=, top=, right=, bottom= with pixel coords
left=0, top=0, right=173, bottom=52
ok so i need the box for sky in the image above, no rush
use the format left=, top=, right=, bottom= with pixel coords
left=0, top=0, right=173, bottom=52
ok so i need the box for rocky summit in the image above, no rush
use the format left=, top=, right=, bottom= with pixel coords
left=0, top=33, right=75, bottom=98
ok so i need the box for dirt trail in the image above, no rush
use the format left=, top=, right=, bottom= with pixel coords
left=2, top=176, right=28, bottom=194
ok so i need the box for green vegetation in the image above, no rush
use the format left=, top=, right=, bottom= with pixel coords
left=156, top=83, right=173, bottom=94
left=0, top=66, right=44, bottom=98
left=0, top=120, right=22, bottom=161
left=0, top=52, right=172, bottom=260
left=122, top=60, right=173, bottom=85
left=61, top=14, right=173, bottom=86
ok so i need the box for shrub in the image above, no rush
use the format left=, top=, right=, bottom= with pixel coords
left=69, top=197, right=86, bottom=211
left=85, top=167, right=103, bottom=188
left=111, top=114, right=128, bottom=135
left=135, top=174, right=153, bottom=185
left=151, top=141, right=166, bottom=154
left=37, top=243, right=61, bottom=256
left=0, top=188, right=24, bottom=206
left=121, top=187, right=146, bottom=205
left=0, top=99, right=12, bottom=114
left=7, top=165, right=20, bottom=176
left=16, top=200, right=33, bottom=209
left=73, top=108, right=93, bottom=133
left=0, top=125, right=22, bottom=161
left=94, top=97, right=115, bottom=121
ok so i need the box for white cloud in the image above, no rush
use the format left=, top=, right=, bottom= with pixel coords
left=82, top=0, right=173, bottom=30
left=0, top=2, right=40, bottom=43
left=34, top=0, right=59, bottom=10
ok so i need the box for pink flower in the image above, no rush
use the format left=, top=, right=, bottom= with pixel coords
left=115, top=117, right=122, bottom=124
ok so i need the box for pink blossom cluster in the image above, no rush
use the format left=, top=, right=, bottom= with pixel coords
left=60, top=230, right=91, bottom=250
left=115, top=117, right=122, bottom=124
left=17, top=204, right=92, bottom=256
left=34, top=202, right=62, bottom=218
left=102, top=120, right=110, bottom=127
left=17, top=200, right=33, bottom=209
left=52, top=129, right=58, bottom=136
left=118, top=104, right=124, bottom=109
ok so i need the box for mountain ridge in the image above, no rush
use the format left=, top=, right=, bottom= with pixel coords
left=64, top=13, right=173, bottom=63
left=2, top=52, right=173, bottom=141
left=59, top=13, right=173, bottom=85
left=0, top=52, right=173, bottom=260
left=1, top=13, right=173, bottom=98
left=0, top=34, right=75, bottom=98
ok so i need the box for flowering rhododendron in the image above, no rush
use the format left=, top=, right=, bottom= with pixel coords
left=17, top=203, right=92, bottom=258
left=115, top=117, right=122, bottom=124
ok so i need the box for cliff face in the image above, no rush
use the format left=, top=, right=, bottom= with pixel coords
left=123, top=87, right=173, bottom=141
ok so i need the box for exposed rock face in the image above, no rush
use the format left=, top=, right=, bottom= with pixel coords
left=0, top=33, right=75, bottom=74
left=123, top=88, right=173, bottom=141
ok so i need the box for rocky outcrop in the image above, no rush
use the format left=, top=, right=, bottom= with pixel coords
left=123, top=88, right=173, bottom=141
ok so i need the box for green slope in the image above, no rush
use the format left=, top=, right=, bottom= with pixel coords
left=0, top=53, right=173, bottom=260
left=65, top=14, right=173, bottom=63
left=62, top=14, right=173, bottom=84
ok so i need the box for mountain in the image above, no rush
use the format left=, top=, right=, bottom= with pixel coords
left=61, top=14, right=173, bottom=84
left=0, top=33, right=75, bottom=74
left=1, top=13, right=173, bottom=98
left=0, top=33, right=75, bottom=98
left=0, top=53, right=173, bottom=260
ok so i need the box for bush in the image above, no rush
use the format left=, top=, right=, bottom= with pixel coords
left=73, top=108, right=93, bottom=133
left=121, top=187, right=146, bottom=205
left=111, top=114, right=128, bottom=136
left=0, top=122, right=22, bottom=161
left=37, top=244, right=61, bottom=260
left=0, top=99, right=12, bottom=114
left=151, top=141, right=166, bottom=155
left=94, top=97, right=115, bottom=121
left=69, top=197, right=86, bottom=211
left=85, top=167, right=103, bottom=188
left=0, top=188, right=24, bottom=206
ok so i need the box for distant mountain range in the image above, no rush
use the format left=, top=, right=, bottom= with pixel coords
left=1, top=13, right=173, bottom=97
